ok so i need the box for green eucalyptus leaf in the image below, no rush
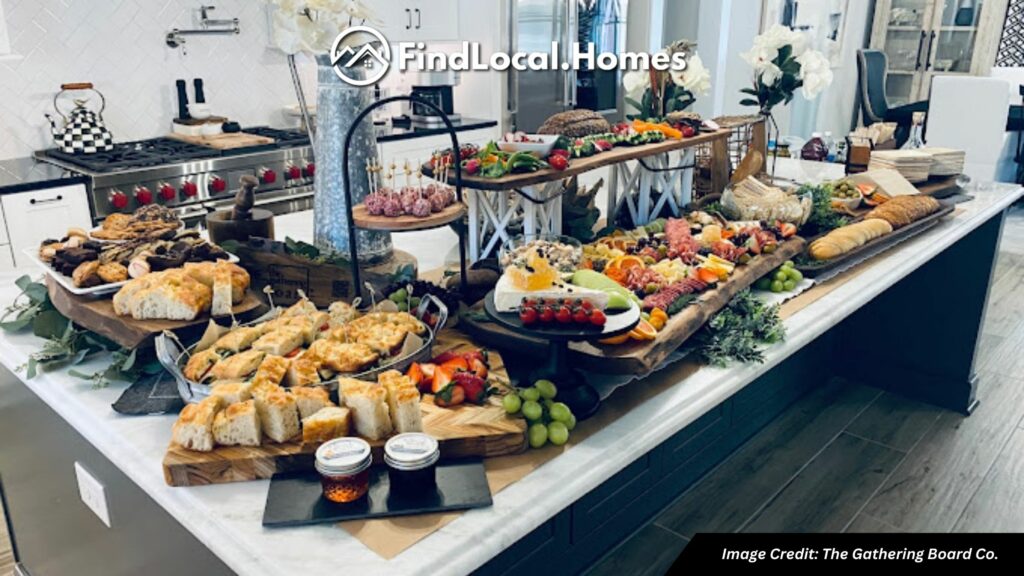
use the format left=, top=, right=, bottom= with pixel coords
left=121, top=348, right=137, bottom=371
left=23, top=283, right=48, bottom=305
left=26, top=358, right=37, bottom=379
left=68, top=369, right=93, bottom=380
left=32, top=310, right=70, bottom=340
left=739, top=98, right=760, bottom=106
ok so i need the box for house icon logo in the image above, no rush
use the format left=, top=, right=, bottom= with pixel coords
left=330, top=26, right=391, bottom=87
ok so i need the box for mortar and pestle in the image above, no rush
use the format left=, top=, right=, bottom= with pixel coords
left=206, top=175, right=275, bottom=245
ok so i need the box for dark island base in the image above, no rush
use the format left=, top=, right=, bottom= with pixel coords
left=0, top=210, right=1006, bottom=576
left=477, top=209, right=1006, bottom=575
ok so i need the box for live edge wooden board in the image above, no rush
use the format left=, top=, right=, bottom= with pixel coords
left=421, top=128, right=732, bottom=191
left=461, top=236, right=806, bottom=376
left=162, top=336, right=527, bottom=487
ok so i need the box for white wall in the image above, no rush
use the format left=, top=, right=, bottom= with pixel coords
left=0, top=0, right=309, bottom=161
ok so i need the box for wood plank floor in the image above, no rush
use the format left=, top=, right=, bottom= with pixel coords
left=585, top=206, right=1024, bottom=574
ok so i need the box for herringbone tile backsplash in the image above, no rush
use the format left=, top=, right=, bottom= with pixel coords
left=0, top=0, right=315, bottom=161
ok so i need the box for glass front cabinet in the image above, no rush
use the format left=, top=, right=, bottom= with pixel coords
left=869, top=0, right=1009, bottom=106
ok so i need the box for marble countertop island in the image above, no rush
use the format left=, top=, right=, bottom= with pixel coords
left=0, top=183, right=1020, bottom=575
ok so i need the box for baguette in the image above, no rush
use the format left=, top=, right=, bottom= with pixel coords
left=809, top=219, right=893, bottom=261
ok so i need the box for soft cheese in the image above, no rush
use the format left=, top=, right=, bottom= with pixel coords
left=493, top=272, right=610, bottom=312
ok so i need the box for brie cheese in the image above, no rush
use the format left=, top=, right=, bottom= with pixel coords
left=493, top=272, right=609, bottom=312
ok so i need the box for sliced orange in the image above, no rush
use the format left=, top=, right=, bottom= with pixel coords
left=696, top=267, right=720, bottom=284
left=606, top=255, right=645, bottom=273
left=599, top=333, right=631, bottom=345
left=649, top=308, right=668, bottom=331
left=628, top=319, right=658, bottom=341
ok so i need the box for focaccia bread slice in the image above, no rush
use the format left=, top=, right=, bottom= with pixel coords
left=251, top=326, right=304, bottom=356
left=212, top=326, right=262, bottom=353
left=284, top=356, right=321, bottom=387
left=208, top=349, right=266, bottom=381
left=184, top=348, right=222, bottom=382
left=183, top=261, right=250, bottom=303
left=345, top=383, right=392, bottom=440
left=255, top=389, right=300, bottom=443
left=292, top=386, right=333, bottom=419
left=209, top=380, right=253, bottom=404
left=305, top=339, right=379, bottom=374
left=212, top=400, right=261, bottom=447
left=172, top=396, right=225, bottom=452
left=252, top=354, right=290, bottom=387
left=301, top=406, right=351, bottom=444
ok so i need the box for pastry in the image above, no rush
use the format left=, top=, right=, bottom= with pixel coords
left=172, top=396, right=224, bottom=452
left=212, top=400, right=261, bottom=447
left=72, top=260, right=102, bottom=288
left=301, top=406, right=351, bottom=444
left=96, top=262, right=128, bottom=283
left=809, top=219, right=893, bottom=261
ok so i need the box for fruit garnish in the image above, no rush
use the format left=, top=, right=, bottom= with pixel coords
left=599, top=332, right=630, bottom=345
left=520, top=306, right=538, bottom=325
left=589, top=309, right=607, bottom=326
left=628, top=318, right=658, bottom=341
left=555, top=306, right=572, bottom=323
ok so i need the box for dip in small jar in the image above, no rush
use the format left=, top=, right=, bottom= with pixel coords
left=384, top=433, right=440, bottom=492
left=315, top=437, right=372, bottom=503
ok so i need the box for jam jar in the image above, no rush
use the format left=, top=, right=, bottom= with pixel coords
left=384, top=433, right=440, bottom=493
left=315, top=437, right=372, bottom=503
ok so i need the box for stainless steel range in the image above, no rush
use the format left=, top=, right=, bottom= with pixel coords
left=34, top=127, right=315, bottom=225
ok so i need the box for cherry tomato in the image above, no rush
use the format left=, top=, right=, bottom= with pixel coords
left=573, top=308, right=589, bottom=324
left=539, top=306, right=555, bottom=323
left=555, top=306, right=572, bottom=323
left=681, top=126, right=696, bottom=138
left=548, top=154, right=569, bottom=171
left=519, top=307, right=538, bottom=325
left=590, top=309, right=607, bottom=326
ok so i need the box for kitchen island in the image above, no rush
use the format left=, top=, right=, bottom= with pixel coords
left=0, top=183, right=1020, bottom=575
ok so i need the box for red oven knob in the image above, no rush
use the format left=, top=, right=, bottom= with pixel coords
left=285, top=164, right=302, bottom=180
left=158, top=183, right=177, bottom=201
left=259, top=168, right=277, bottom=184
left=209, top=176, right=227, bottom=194
left=134, top=186, right=153, bottom=205
left=109, top=190, right=129, bottom=210
left=303, top=162, right=315, bottom=178
left=181, top=180, right=198, bottom=198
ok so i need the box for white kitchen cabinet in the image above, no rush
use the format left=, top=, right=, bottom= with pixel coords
left=1, top=183, right=92, bottom=267
left=0, top=245, right=14, bottom=270
left=377, top=0, right=459, bottom=42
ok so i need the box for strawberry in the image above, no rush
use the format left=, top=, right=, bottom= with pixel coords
left=431, top=364, right=455, bottom=393
left=453, top=372, right=488, bottom=404
left=434, top=383, right=465, bottom=407
left=461, top=349, right=488, bottom=366
left=468, top=357, right=488, bottom=379
left=441, top=356, right=470, bottom=373
left=432, top=350, right=459, bottom=364
left=406, top=362, right=425, bottom=386
left=418, top=363, right=437, bottom=393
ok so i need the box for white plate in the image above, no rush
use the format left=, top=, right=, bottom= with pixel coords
left=497, top=134, right=559, bottom=157
left=25, top=248, right=239, bottom=297
left=87, top=221, right=186, bottom=243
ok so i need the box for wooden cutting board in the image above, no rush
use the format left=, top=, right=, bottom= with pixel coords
left=167, top=132, right=275, bottom=150
left=46, top=277, right=264, bottom=349
left=162, top=334, right=527, bottom=486
left=460, top=237, right=806, bottom=375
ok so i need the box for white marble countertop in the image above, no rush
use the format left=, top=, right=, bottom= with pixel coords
left=0, top=183, right=1020, bottom=576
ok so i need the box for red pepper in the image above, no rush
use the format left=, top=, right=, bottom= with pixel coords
left=550, top=148, right=570, bottom=158
left=462, top=158, right=481, bottom=175
left=548, top=154, right=569, bottom=171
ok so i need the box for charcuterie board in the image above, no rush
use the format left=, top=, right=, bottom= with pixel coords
left=461, top=236, right=806, bottom=375
left=162, top=337, right=527, bottom=487
left=45, top=276, right=264, bottom=349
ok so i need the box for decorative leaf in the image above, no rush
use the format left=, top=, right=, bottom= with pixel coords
left=14, top=275, right=33, bottom=291
left=740, top=87, right=759, bottom=96
left=32, top=309, right=69, bottom=340
left=739, top=98, right=759, bottom=106
left=121, top=348, right=137, bottom=371
left=23, top=283, right=48, bottom=305
left=26, top=358, right=38, bottom=379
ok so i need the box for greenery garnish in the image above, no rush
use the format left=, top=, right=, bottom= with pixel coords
left=694, top=290, right=785, bottom=366
left=799, top=182, right=848, bottom=237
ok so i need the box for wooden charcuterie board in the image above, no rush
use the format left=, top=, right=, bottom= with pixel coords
left=167, top=132, right=275, bottom=150
left=460, top=237, right=806, bottom=375
left=162, top=336, right=527, bottom=487
left=46, top=277, right=265, bottom=349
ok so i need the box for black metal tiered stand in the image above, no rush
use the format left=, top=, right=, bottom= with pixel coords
left=341, top=95, right=469, bottom=299
left=483, top=293, right=641, bottom=419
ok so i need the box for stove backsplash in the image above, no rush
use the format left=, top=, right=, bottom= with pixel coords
left=0, top=0, right=316, bottom=161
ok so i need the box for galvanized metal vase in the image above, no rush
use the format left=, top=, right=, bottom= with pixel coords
left=312, top=54, right=392, bottom=261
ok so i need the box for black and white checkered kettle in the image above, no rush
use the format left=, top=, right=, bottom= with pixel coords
left=44, top=82, right=114, bottom=154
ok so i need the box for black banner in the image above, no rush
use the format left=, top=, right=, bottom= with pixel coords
left=669, top=533, right=1024, bottom=572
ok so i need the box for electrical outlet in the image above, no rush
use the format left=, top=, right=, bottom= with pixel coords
left=74, top=462, right=111, bottom=528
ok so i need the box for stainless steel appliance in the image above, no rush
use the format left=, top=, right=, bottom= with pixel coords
left=508, top=0, right=628, bottom=132
left=34, top=127, right=315, bottom=225
left=410, top=70, right=461, bottom=126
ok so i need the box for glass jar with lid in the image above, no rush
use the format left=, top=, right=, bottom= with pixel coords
left=384, top=433, right=440, bottom=492
left=315, top=437, right=372, bottom=503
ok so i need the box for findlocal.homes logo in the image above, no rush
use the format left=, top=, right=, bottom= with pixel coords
left=330, top=26, right=391, bottom=87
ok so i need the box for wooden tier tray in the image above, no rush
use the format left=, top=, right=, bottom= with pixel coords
left=162, top=337, right=527, bottom=486
left=168, top=132, right=275, bottom=150
left=352, top=202, right=466, bottom=232
left=46, top=277, right=264, bottom=349
left=795, top=203, right=956, bottom=278
left=421, top=129, right=732, bottom=191
left=462, top=236, right=805, bottom=375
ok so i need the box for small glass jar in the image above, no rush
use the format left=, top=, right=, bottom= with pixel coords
left=384, top=433, right=440, bottom=493
left=315, top=437, right=372, bottom=503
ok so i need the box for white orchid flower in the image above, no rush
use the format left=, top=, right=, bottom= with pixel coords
left=671, top=53, right=711, bottom=95
left=796, top=50, right=833, bottom=98
left=622, top=69, right=649, bottom=101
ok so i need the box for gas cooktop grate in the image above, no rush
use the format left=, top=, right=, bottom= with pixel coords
left=243, top=126, right=311, bottom=147
left=41, top=138, right=221, bottom=173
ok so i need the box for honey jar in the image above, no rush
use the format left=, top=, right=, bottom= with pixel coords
left=384, top=433, right=440, bottom=493
left=315, top=437, right=372, bottom=503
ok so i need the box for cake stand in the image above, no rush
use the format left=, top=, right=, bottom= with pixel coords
left=483, top=291, right=641, bottom=419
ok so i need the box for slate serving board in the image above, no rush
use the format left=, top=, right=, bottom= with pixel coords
left=262, top=460, right=492, bottom=527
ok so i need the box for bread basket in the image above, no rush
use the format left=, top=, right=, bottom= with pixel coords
left=155, top=295, right=448, bottom=404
